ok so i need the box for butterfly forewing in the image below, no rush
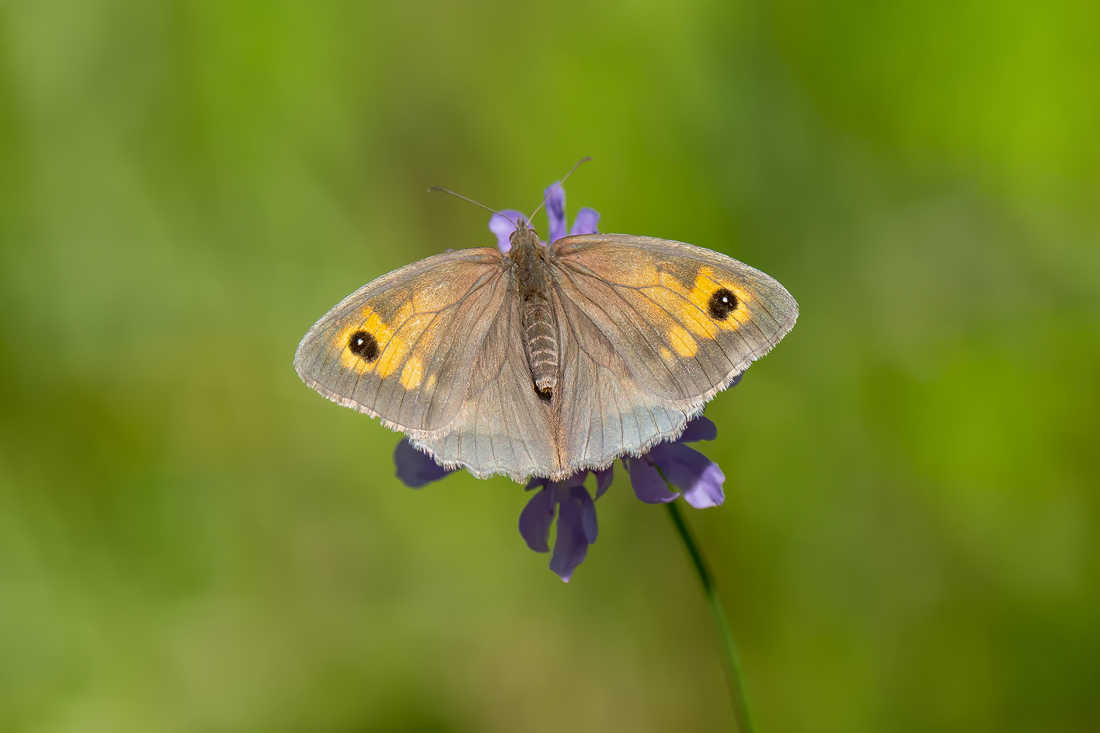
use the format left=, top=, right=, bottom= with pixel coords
left=552, top=234, right=797, bottom=405
left=294, top=248, right=508, bottom=434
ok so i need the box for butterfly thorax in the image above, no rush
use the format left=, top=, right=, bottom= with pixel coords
left=508, top=222, right=560, bottom=402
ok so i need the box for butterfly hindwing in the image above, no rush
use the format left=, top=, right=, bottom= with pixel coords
left=409, top=288, right=561, bottom=480
left=551, top=285, right=692, bottom=472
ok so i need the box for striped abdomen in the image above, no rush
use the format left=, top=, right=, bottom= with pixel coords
left=522, top=297, right=559, bottom=400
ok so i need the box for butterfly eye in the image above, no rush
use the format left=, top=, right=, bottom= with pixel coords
left=707, top=288, right=738, bottom=320
left=348, top=330, right=380, bottom=362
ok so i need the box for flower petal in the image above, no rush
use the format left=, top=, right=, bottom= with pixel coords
left=518, top=488, right=555, bottom=553
left=678, top=416, right=718, bottom=443
left=569, top=207, right=600, bottom=236
left=626, top=457, right=679, bottom=504
left=394, top=439, right=454, bottom=488
left=571, top=486, right=598, bottom=543
left=549, top=488, right=596, bottom=582
left=544, top=183, right=567, bottom=244
left=680, top=464, right=726, bottom=509
left=525, top=476, right=549, bottom=491
left=489, top=210, right=528, bottom=253
left=649, top=443, right=726, bottom=509
left=594, top=466, right=614, bottom=498
left=563, top=470, right=589, bottom=489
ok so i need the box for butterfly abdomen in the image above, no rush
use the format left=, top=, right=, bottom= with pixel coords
left=508, top=222, right=561, bottom=401
left=522, top=297, right=559, bottom=401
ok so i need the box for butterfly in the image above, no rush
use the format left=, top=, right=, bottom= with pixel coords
left=294, top=197, right=797, bottom=482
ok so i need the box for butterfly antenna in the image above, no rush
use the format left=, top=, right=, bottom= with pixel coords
left=527, top=156, right=593, bottom=221
left=428, top=186, right=518, bottom=227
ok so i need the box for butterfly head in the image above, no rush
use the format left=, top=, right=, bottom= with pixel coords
left=508, top=217, right=543, bottom=253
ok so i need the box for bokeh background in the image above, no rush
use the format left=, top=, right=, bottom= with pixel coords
left=2, top=1, right=1098, bottom=731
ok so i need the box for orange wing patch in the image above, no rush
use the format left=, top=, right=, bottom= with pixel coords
left=333, top=297, right=447, bottom=389
left=400, top=355, right=424, bottom=389
left=667, top=324, right=698, bottom=357
left=638, top=265, right=750, bottom=341
left=335, top=306, right=396, bottom=374
left=645, top=273, right=721, bottom=340
left=688, top=267, right=753, bottom=330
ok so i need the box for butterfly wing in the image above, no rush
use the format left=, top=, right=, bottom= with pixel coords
left=408, top=289, right=562, bottom=481
left=550, top=287, right=693, bottom=473
left=294, top=248, right=509, bottom=435
left=549, top=234, right=797, bottom=468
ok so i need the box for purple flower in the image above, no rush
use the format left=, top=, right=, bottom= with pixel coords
left=622, top=413, right=731, bottom=509
left=489, top=182, right=600, bottom=253
left=394, top=438, right=455, bottom=487
left=519, top=467, right=613, bottom=582
left=391, top=182, right=735, bottom=581
left=393, top=412, right=732, bottom=581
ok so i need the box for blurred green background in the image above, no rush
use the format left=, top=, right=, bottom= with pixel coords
left=1, top=0, right=1098, bottom=731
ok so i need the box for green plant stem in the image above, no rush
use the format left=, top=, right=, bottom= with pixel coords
left=666, top=499, right=756, bottom=733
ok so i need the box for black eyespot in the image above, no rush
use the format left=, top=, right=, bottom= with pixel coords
left=707, top=288, right=738, bottom=320
left=348, top=330, right=379, bottom=362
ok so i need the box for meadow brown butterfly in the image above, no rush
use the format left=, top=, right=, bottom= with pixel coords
left=295, top=181, right=797, bottom=481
